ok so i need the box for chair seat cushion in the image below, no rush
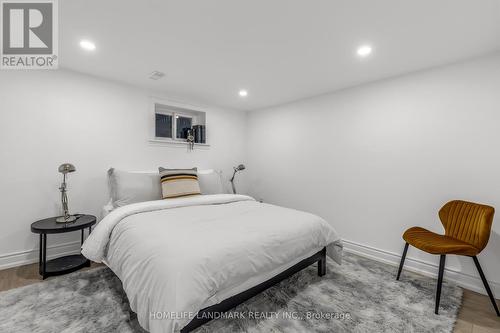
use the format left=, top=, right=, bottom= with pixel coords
left=403, top=227, right=480, bottom=256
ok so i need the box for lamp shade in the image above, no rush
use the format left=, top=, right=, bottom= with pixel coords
left=58, top=163, right=76, bottom=174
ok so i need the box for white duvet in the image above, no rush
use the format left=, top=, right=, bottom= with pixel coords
left=82, top=194, right=342, bottom=333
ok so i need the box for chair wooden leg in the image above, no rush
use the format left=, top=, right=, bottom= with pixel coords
left=435, top=255, right=446, bottom=315
left=472, top=256, right=500, bottom=316
left=396, top=243, right=409, bottom=280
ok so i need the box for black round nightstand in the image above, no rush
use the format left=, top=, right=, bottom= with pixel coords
left=31, top=214, right=96, bottom=279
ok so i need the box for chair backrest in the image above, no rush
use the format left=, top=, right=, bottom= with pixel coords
left=439, top=200, right=495, bottom=253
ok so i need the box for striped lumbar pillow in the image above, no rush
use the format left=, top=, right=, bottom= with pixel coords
left=159, top=167, right=201, bottom=199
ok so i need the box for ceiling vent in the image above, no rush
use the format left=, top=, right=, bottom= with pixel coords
left=149, top=71, right=165, bottom=80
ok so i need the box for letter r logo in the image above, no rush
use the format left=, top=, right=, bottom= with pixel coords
left=2, top=2, right=53, bottom=54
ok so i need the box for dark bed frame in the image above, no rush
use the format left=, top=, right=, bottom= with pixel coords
left=180, top=247, right=327, bottom=332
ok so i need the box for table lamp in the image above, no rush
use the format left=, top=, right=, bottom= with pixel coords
left=230, top=164, right=246, bottom=194
left=56, top=163, right=77, bottom=223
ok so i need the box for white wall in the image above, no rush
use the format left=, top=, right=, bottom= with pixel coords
left=0, top=69, right=247, bottom=268
left=246, top=53, right=500, bottom=294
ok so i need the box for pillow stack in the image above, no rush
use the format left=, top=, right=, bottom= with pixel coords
left=159, top=167, right=201, bottom=199
left=107, top=168, right=225, bottom=207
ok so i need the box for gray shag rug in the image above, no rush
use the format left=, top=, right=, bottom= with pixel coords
left=0, top=253, right=462, bottom=333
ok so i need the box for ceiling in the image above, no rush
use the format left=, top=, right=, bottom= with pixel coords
left=60, top=0, right=500, bottom=111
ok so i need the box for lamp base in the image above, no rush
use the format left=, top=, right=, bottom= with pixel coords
left=55, top=215, right=77, bottom=223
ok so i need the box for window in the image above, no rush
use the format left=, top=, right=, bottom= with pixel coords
left=155, top=113, right=173, bottom=138
left=152, top=100, right=207, bottom=145
left=175, top=115, right=193, bottom=139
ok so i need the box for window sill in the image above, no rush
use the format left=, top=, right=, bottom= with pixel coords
left=148, top=138, right=210, bottom=149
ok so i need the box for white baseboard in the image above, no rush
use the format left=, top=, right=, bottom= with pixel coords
left=0, top=241, right=81, bottom=270
left=342, top=239, right=500, bottom=297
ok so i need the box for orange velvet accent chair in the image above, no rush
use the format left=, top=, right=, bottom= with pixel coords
left=397, top=200, right=499, bottom=316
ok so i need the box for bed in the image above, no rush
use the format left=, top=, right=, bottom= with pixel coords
left=82, top=193, right=342, bottom=333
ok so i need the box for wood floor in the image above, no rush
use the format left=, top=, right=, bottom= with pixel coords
left=0, top=262, right=499, bottom=332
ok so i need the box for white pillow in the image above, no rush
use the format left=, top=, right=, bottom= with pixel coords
left=108, top=168, right=162, bottom=207
left=197, top=169, right=225, bottom=195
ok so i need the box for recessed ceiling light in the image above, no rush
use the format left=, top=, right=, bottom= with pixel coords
left=239, top=90, right=248, bottom=97
left=80, top=40, right=96, bottom=51
left=357, top=45, right=372, bottom=57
